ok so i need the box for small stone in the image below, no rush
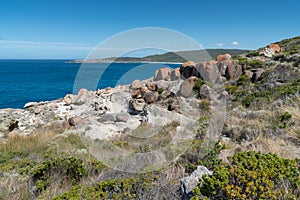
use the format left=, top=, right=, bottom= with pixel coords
left=68, top=116, right=82, bottom=126
left=97, top=114, right=115, bottom=123
left=95, top=102, right=100, bottom=111
left=116, top=113, right=129, bottom=122
left=63, top=94, right=73, bottom=105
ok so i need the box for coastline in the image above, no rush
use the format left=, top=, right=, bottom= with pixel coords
left=67, top=60, right=183, bottom=65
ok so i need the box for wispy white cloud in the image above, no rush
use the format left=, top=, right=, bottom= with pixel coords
left=0, top=40, right=94, bottom=50
left=232, top=41, right=240, bottom=46
left=215, top=43, right=226, bottom=47
left=0, top=40, right=138, bottom=52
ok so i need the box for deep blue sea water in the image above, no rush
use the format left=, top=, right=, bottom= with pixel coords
left=0, top=60, right=180, bottom=109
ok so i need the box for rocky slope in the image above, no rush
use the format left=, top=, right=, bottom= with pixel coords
left=0, top=36, right=299, bottom=199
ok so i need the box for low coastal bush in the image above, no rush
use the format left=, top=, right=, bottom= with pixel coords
left=246, top=51, right=260, bottom=57
left=192, top=151, right=300, bottom=200
left=237, top=75, right=251, bottom=86
left=233, top=57, right=263, bottom=69
left=224, top=85, right=238, bottom=94
left=241, top=78, right=300, bottom=107
left=52, top=175, right=156, bottom=200
left=31, top=156, right=87, bottom=192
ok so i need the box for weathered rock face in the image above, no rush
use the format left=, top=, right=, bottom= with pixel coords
left=179, top=77, right=196, bottom=98
left=179, top=54, right=247, bottom=84
left=181, top=166, right=213, bottom=195
left=180, top=61, right=197, bottom=79
left=130, top=80, right=142, bottom=90
left=224, top=60, right=242, bottom=80
left=144, top=91, right=158, bottom=104
left=197, top=61, right=220, bottom=83
left=250, top=68, right=265, bottom=82
left=216, top=53, right=231, bottom=62
left=153, top=68, right=171, bottom=81
left=153, top=68, right=181, bottom=81
left=199, top=84, right=211, bottom=99
left=169, top=68, right=181, bottom=81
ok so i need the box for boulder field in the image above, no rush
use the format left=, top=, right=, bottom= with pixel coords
left=0, top=48, right=283, bottom=140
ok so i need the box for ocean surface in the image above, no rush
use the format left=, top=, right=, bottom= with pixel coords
left=0, top=60, right=180, bottom=109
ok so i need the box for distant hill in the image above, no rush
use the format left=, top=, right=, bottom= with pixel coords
left=70, top=49, right=248, bottom=63
left=144, top=49, right=248, bottom=63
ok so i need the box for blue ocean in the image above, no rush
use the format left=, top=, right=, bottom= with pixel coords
left=0, top=60, right=180, bottom=109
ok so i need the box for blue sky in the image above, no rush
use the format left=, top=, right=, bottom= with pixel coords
left=0, top=0, right=299, bottom=59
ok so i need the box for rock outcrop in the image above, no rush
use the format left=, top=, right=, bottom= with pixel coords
left=260, top=43, right=282, bottom=57
left=179, top=54, right=243, bottom=83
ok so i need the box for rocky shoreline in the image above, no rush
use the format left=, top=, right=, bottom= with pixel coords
left=0, top=43, right=293, bottom=141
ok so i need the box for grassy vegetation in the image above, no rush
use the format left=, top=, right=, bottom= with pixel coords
left=0, top=131, right=106, bottom=199
left=53, top=175, right=156, bottom=200
left=241, top=78, right=300, bottom=107
left=232, top=56, right=263, bottom=69
left=275, top=36, right=300, bottom=55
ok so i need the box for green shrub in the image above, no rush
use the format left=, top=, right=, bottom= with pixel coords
left=248, top=59, right=263, bottom=69
left=242, top=94, right=256, bottom=107
left=196, top=116, right=210, bottom=139
left=157, top=88, right=164, bottom=95
left=198, top=100, right=211, bottom=112
left=246, top=51, right=260, bottom=57
left=31, top=156, right=87, bottom=192
left=237, top=75, right=251, bottom=86
left=241, top=78, right=300, bottom=107
left=53, top=176, right=156, bottom=200
left=232, top=57, right=263, bottom=69
left=193, top=78, right=206, bottom=94
left=192, top=151, right=300, bottom=200
left=233, top=56, right=249, bottom=65
left=224, top=85, right=238, bottom=94
left=274, top=112, right=293, bottom=129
